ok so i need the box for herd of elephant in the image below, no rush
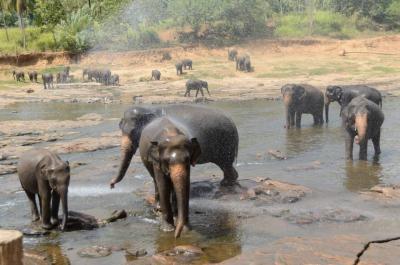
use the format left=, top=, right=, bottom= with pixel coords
left=16, top=83, right=384, bottom=239
left=12, top=67, right=71, bottom=89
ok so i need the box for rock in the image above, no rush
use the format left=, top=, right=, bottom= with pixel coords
left=268, top=149, right=287, bottom=160
left=23, top=249, right=48, bottom=265
left=152, top=245, right=205, bottom=264
left=126, top=248, right=147, bottom=257
left=26, top=89, right=34, bottom=93
left=65, top=211, right=99, bottom=231
left=77, top=246, right=111, bottom=258
left=22, top=227, right=51, bottom=237
left=0, top=164, right=17, bottom=175
left=0, top=230, right=23, bottom=265
left=103, top=210, right=127, bottom=224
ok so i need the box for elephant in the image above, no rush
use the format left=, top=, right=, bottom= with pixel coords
left=83, top=68, right=96, bottom=81
left=42, top=73, right=54, bottom=89
left=175, top=62, right=183, bottom=75
left=94, top=69, right=111, bottom=85
left=228, top=49, right=238, bottom=61
left=15, top=71, right=25, bottom=82
left=62, top=66, right=70, bottom=77
left=110, top=74, right=120, bottom=85
left=342, top=96, right=384, bottom=161
left=17, top=149, right=70, bottom=231
left=325, top=85, right=382, bottom=123
left=139, top=117, right=202, bottom=237
left=184, top=79, right=210, bottom=97
left=182, top=59, right=193, bottom=70
left=12, top=70, right=16, bottom=80
left=28, top=71, right=38, bottom=82
left=244, top=56, right=252, bottom=72
left=236, top=56, right=246, bottom=71
left=281, top=84, right=324, bottom=128
left=151, top=70, right=161, bottom=80
left=56, top=72, right=68, bottom=84
left=109, top=104, right=239, bottom=197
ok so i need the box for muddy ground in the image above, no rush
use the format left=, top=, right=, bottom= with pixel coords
left=1, top=36, right=400, bottom=265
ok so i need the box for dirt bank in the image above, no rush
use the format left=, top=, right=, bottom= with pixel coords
left=1, top=36, right=400, bottom=108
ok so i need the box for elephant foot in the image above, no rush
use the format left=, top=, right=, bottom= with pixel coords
left=41, top=223, right=54, bottom=230
left=51, top=217, right=59, bottom=226
left=31, top=215, right=40, bottom=222
left=160, top=221, right=175, bottom=232
left=220, top=178, right=237, bottom=187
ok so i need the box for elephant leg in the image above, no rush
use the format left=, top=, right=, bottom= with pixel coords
left=171, top=190, right=178, bottom=217
left=184, top=90, right=188, bottom=97
left=25, top=190, right=39, bottom=222
left=206, top=87, right=211, bottom=96
left=295, top=112, right=302, bottom=128
left=144, top=163, right=159, bottom=207
left=154, top=166, right=174, bottom=232
left=195, top=88, right=199, bottom=98
left=345, top=132, right=354, bottom=160
left=290, top=111, right=295, bottom=127
left=51, top=191, right=60, bottom=226
left=219, top=164, right=239, bottom=186
left=372, top=131, right=381, bottom=156
left=39, top=187, right=52, bottom=230
left=359, top=140, right=368, bottom=161
left=200, top=88, right=204, bottom=97
left=319, top=112, right=324, bottom=124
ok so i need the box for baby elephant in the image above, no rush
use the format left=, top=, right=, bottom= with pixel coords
left=185, top=79, right=210, bottom=97
left=175, top=62, right=183, bottom=75
left=28, top=71, right=38, bottom=82
left=18, top=149, right=70, bottom=231
left=56, top=72, right=68, bottom=83
left=110, top=74, right=120, bottom=85
left=342, top=96, right=384, bottom=160
left=14, top=71, right=25, bottom=82
left=42, top=73, right=54, bottom=89
left=151, top=70, right=161, bottom=80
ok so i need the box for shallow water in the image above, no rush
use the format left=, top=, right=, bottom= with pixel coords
left=1, top=98, right=400, bottom=264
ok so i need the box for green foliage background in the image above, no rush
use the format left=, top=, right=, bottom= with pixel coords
left=0, top=0, right=399, bottom=53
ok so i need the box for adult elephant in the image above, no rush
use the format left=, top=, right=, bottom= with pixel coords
left=281, top=84, right=324, bottom=128
left=110, top=104, right=239, bottom=188
left=228, top=49, right=238, bottom=61
left=18, top=149, right=70, bottom=231
left=139, top=117, right=201, bottom=238
left=175, top=62, right=183, bottom=75
left=42, top=73, right=54, bottom=89
left=185, top=79, right=210, bottom=97
left=342, top=96, right=384, bottom=160
left=325, top=85, right=382, bottom=123
left=182, top=59, right=193, bottom=70
left=236, top=56, right=246, bottom=71
left=151, top=70, right=161, bottom=80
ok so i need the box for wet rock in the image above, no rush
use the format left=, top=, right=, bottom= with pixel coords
left=268, top=149, right=287, bottom=160
left=65, top=211, right=99, bottom=231
left=191, top=181, right=216, bottom=198
left=102, top=210, right=127, bottom=224
left=126, top=248, right=147, bottom=257
left=361, top=184, right=400, bottom=201
left=282, top=209, right=367, bottom=225
left=22, top=227, right=51, bottom=237
left=152, top=245, right=205, bottom=265
left=0, top=165, right=17, bottom=176
left=77, top=246, right=111, bottom=258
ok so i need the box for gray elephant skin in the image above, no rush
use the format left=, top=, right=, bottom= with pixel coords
left=110, top=105, right=239, bottom=237
left=342, top=96, right=384, bottom=160
left=151, top=70, right=161, bottom=80
left=110, top=74, right=120, bottom=85
left=42, top=73, right=54, bottom=89
left=228, top=49, right=238, bottom=61
left=139, top=117, right=202, bottom=237
left=14, top=71, right=25, bottom=82
left=17, top=149, right=70, bottom=231
left=175, top=62, right=183, bottom=75
left=282, top=84, right=324, bottom=128
left=182, top=59, right=193, bottom=70
left=325, top=85, right=382, bottom=123
left=185, top=79, right=210, bottom=97
left=28, top=71, right=38, bottom=82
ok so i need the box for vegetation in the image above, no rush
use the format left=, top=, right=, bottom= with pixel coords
left=0, top=0, right=399, bottom=54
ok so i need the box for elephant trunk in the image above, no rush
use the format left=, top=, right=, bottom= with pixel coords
left=355, top=113, right=368, bottom=145
left=113, top=134, right=137, bottom=186
left=59, top=187, right=68, bottom=231
left=324, top=94, right=330, bottom=123
left=170, top=163, right=190, bottom=238
left=283, top=94, right=292, bottom=128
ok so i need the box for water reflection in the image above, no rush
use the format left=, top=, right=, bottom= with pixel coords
left=344, top=160, right=382, bottom=192
left=150, top=209, right=241, bottom=263
left=285, top=127, right=324, bottom=155
left=34, top=243, right=71, bottom=265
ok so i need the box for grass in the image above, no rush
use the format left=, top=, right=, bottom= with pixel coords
left=0, top=27, right=57, bottom=54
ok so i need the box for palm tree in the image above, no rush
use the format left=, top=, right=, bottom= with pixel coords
left=16, top=0, right=27, bottom=49
left=0, top=0, right=11, bottom=41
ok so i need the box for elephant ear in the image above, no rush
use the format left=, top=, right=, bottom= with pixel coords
left=190, top=138, right=202, bottom=166
left=294, top=85, right=306, bottom=100
left=334, top=86, right=343, bottom=101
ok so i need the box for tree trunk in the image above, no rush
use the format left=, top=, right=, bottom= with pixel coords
left=2, top=13, right=9, bottom=41
left=18, top=13, right=26, bottom=49
left=0, top=230, right=23, bottom=265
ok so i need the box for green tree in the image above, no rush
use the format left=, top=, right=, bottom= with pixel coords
left=0, top=0, right=12, bottom=41
left=34, top=0, right=66, bottom=44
